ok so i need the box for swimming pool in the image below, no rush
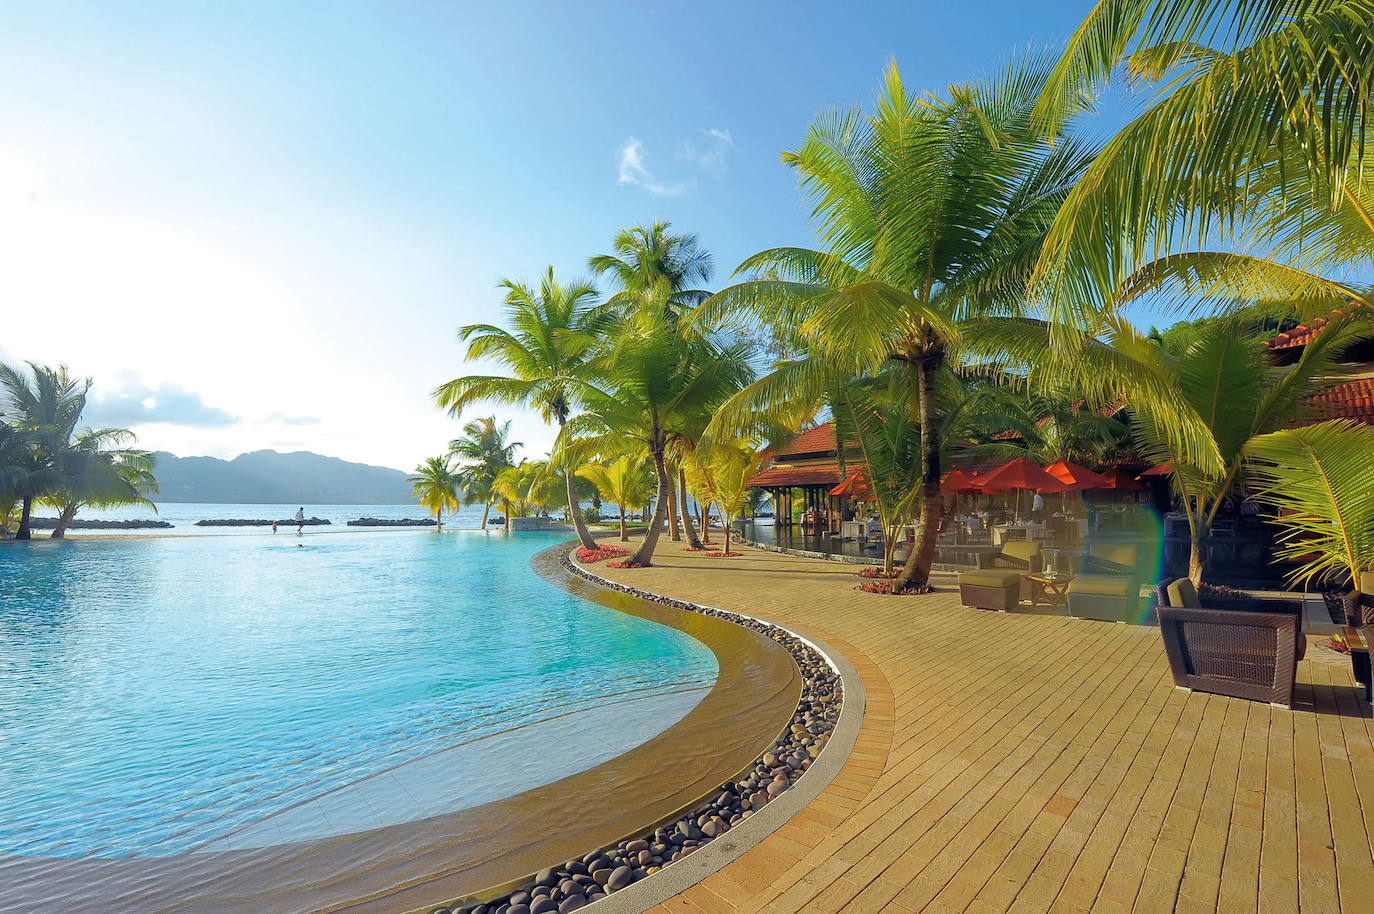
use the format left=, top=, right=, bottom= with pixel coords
left=0, top=530, right=718, bottom=859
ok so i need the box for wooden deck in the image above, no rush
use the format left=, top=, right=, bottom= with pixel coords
left=587, top=545, right=1374, bottom=913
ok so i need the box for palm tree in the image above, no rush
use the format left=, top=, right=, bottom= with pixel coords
left=562, top=320, right=754, bottom=568
left=1033, top=1, right=1374, bottom=329
left=693, top=442, right=769, bottom=555
left=977, top=309, right=1369, bottom=583
left=0, top=363, right=93, bottom=540
left=578, top=454, right=655, bottom=541
left=408, top=455, right=462, bottom=530
left=695, top=57, right=1098, bottom=592
left=591, top=222, right=717, bottom=546
left=492, top=461, right=542, bottom=519
left=447, top=416, right=519, bottom=529
left=45, top=430, right=158, bottom=538
left=434, top=267, right=604, bottom=549
left=1245, top=419, right=1374, bottom=590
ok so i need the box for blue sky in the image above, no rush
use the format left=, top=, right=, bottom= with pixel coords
left=1, top=0, right=1124, bottom=469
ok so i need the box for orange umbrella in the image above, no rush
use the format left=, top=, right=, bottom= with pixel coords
left=828, top=470, right=872, bottom=499
left=1095, top=467, right=1144, bottom=491
left=1137, top=461, right=1175, bottom=478
left=941, top=468, right=984, bottom=495
left=975, top=458, right=1068, bottom=494
left=1043, top=459, right=1111, bottom=492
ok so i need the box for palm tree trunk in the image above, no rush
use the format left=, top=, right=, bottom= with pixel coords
left=678, top=468, right=702, bottom=549
left=666, top=463, right=682, bottom=541
left=619, top=505, right=628, bottom=542
left=724, top=516, right=732, bottom=554
left=894, top=355, right=943, bottom=592
left=51, top=502, right=79, bottom=539
left=701, top=501, right=713, bottom=544
left=16, top=495, right=33, bottom=541
left=480, top=501, right=491, bottom=530
left=629, top=448, right=672, bottom=567
left=502, top=498, right=511, bottom=530
left=565, top=467, right=598, bottom=549
left=437, top=507, right=443, bottom=531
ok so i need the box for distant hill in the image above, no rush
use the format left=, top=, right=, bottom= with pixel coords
left=150, top=450, right=412, bottom=504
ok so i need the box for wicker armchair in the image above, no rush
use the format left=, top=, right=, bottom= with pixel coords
left=975, top=540, right=1043, bottom=574
left=1342, top=571, right=1374, bottom=627
left=1067, top=543, right=1142, bottom=623
left=1158, top=578, right=1302, bottom=709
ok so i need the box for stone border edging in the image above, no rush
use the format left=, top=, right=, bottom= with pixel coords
left=554, top=551, right=866, bottom=914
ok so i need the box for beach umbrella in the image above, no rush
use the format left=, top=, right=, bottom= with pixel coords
left=974, top=458, right=1067, bottom=522
left=941, top=467, right=985, bottom=513
left=1095, top=467, right=1144, bottom=491
left=1042, top=459, right=1111, bottom=491
left=1137, top=461, right=1175, bottom=478
left=829, top=470, right=872, bottom=500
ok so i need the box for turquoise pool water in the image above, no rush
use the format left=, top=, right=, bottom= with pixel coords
left=0, top=530, right=717, bottom=858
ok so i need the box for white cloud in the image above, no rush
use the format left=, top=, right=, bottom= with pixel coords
left=681, top=128, right=734, bottom=174
left=85, top=373, right=239, bottom=429
left=617, top=137, right=690, bottom=197
left=263, top=412, right=321, bottom=426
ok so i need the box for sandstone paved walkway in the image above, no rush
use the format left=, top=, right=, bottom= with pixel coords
left=586, top=545, right=1374, bottom=914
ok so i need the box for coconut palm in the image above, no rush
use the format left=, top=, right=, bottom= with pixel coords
left=44, top=430, right=158, bottom=538
left=692, top=442, right=769, bottom=556
left=0, top=363, right=94, bottom=540
left=561, top=319, right=753, bottom=568
left=591, top=222, right=717, bottom=545
left=588, top=221, right=714, bottom=321
left=408, top=455, right=462, bottom=530
left=448, top=416, right=520, bottom=529
left=695, top=56, right=1098, bottom=591
left=1244, top=419, right=1374, bottom=590
left=1033, top=1, right=1374, bottom=328
left=434, top=267, right=604, bottom=549
left=975, top=308, right=1370, bottom=582
left=492, top=461, right=546, bottom=519
left=577, top=454, right=654, bottom=541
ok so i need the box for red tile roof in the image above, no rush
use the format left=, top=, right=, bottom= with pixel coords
left=1306, top=378, right=1374, bottom=424
left=1267, top=304, right=1364, bottom=350
left=747, top=464, right=845, bottom=488
left=774, top=422, right=839, bottom=458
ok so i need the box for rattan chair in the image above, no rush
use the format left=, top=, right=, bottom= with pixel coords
left=1157, top=578, right=1302, bottom=709
left=1342, top=571, right=1374, bottom=627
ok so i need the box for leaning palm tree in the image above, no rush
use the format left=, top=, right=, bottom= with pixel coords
left=0, top=362, right=94, bottom=540
left=561, top=318, right=754, bottom=567
left=448, top=416, right=520, bottom=529
left=408, top=455, right=462, bottom=530
left=591, top=222, right=718, bottom=545
left=695, top=56, right=1099, bottom=592
left=434, top=268, right=604, bottom=549
left=578, top=454, right=654, bottom=541
left=1033, top=1, right=1374, bottom=328
left=44, top=430, right=158, bottom=538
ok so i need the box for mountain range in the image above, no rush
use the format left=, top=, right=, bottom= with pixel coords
left=150, top=450, right=412, bottom=504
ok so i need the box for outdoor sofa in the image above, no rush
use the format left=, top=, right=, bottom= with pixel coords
left=1067, top=543, right=1143, bottom=623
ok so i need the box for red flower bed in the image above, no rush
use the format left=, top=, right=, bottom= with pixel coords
left=705, top=550, right=744, bottom=557
left=576, top=543, right=631, bottom=563
left=859, top=579, right=932, bottom=595
left=857, top=567, right=898, bottom=579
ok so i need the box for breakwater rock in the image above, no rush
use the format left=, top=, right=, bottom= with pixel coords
left=347, top=517, right=436, bottom=527
left=29, top=518, right=175, bottom=530
left=194, top=517, right=332, bottom=527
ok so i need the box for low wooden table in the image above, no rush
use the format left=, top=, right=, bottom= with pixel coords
left=1027, top=572, right=1075, bottom=608
left=1347, top=625, right=1371, bottom=702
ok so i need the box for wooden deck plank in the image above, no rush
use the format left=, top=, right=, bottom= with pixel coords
left=578, top=545, right=1374, bottom=913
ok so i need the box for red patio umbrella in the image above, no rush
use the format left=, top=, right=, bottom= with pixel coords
left=1095, top=467, right=1144, bottom=491
left=828, top=470, right=872, bottom=500
left=941, top=467, right=984, bottom=495
left=1137, top=461, right=1175, bottom=478
left=1042, top=459, right=1111, bottom=491
left=974, top=458, right=1067, bottom=522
